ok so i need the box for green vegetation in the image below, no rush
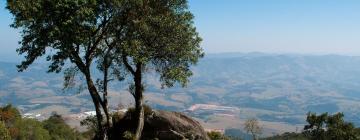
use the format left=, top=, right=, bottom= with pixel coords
left=208, top=131, right=231, bottom=140
left=43, top=113, right=83, bottom=140
left=261, top=132, right=307, bottom=140
left=14, top=118, right=51, bottom=140
left=303, top=112, right=359, bottom=140
left=0, top=105, right=84, bottom=140
left=0, top=121, right=11, bottom=140
left=263, top=112, right=360, bottom=140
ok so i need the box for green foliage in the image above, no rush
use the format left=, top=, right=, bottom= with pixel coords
left=116, top=0, right=203, bottom=88
left=0, top=121, right=11, bottom=140
left=80, top=115, right=99, bottom=139
left=0, top=104, right=21, bottom=125
left=262, top=132, right=308, bottom=140
left=43, top=113, right=83, bottom=140
left=303, top=112, right=359, bottom=140
left=0, top=105, right=88, bottom=140
left=0, top=104, right=22, bottom=138
left=13, top=118, right=51, bottom=140
left=208, top=131, right=231, bottom=140
left=6, top=0, right=111, bottom=73
left=263, top=112, right=360, bottom=140
left=123, top=131, right=135, bottom=140
left=228, top=136, right=244, bottom=140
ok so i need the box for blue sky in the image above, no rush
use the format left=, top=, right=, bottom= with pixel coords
left=188, top=0, right=360, bottom=55
left=1, top=0, right=360, bottom=61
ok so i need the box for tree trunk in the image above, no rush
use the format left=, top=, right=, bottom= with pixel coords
left=103, top=65, right=112, bottom=130
left=103, top=97, right=112, bottom=128
left=134, top=63, right=144, bottom=140
left=134, top=95, right=144, bottom=140
left=85, top=73, right=106, bottom=140
left=103, top=94, right=112, bottom=140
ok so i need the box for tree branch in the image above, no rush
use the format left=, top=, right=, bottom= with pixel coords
left=86, top=15, right=112, bottom=63
left=122, top=54, right=136, bottom=75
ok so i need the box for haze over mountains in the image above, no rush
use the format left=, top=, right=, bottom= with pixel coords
left=1, top=52, right=360, bottom=135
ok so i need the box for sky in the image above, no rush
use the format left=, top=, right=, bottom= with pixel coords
left=2, top=0, right=360, bottom=61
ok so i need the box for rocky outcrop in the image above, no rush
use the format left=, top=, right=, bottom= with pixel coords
left=110, top=109, right=210, bottom=140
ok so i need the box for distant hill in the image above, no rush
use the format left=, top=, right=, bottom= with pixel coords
left=2, top=53, right=360, bottom=136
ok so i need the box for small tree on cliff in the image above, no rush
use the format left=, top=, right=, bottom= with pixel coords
left=6, top=0, right=126, bottom=139
left=113, top=0, right=203, bottom=139
left=244, top=118, right=262, bottom=140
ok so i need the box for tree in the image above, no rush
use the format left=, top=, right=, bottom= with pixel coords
left=303, top=112, right=358, bottom=140
left=207, top=131, right=231, bottom=140
left=7, top=0, right=202, bottom=139
left=0, top=104, right=22, bottom=138
left=244, top=118, right=262, bottom=140
left=43, top=113, right=82, bottom=140
left=111, top=0, right=203, bottom=139
left=0, top=104, right=21, bottom=125
left=6, top=0, right=126, bottom=139
left=13, top=118, right=51, bottom=140
left=303, top=112, right=327, bottom=140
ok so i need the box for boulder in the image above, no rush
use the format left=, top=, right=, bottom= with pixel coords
left=110, top=109, right=209, bottom=140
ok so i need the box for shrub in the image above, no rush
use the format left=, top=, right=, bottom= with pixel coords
left=208, top=131, right=231, bottom=140
left=0, top=121, right=11, bottom=140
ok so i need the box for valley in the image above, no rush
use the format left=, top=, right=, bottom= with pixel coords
left=1, top=53, right=360, bottom=137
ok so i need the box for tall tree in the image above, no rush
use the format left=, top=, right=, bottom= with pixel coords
left=113, top=0, right=203, bottom=139
left=6, top=0, right=125, bottom=139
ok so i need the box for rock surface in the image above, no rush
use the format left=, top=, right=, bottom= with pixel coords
left=110, top=109, right=210, bottom=140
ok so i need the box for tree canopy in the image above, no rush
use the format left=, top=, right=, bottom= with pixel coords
left=6, top=0, right=124, bottom=138
left=303, top=112, right=359, bottom=140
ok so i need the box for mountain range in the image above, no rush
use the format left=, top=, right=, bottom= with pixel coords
left=1, top=52, right=360, bottom=136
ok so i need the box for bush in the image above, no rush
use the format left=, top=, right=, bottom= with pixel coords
left=208, top=131, right=231, bottom=140
left=126, top=104, right=153, bottom=119
left=14, top=118, right=51, bottom=140
left=123, top=131, right=135, bottom=140
left=43, top=113, right=83, bottom=140
left=0, top=121, right=11, bottom=140
left=0, top=104, right=21, bottom=126
left=0, top=105, right=86, bottom=140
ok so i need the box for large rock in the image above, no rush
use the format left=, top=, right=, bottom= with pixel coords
left=110, top=109, right=210, bottom=140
